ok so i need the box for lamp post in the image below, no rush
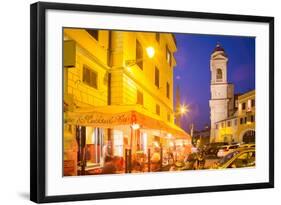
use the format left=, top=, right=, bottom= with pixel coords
left=125, top=46, right=155, bottom=67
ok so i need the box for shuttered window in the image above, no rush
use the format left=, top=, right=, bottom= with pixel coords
left=82, top=65, right=98, bottom=89
left=155, top=67, right=160, bottom=88
left=137, top=90, right=143, bottom=105
left=156, top=104, right=160, bottom=115
left=136, top=40, right=143, bottom=69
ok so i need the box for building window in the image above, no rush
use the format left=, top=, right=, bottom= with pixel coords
left=155, top=67, right=160, bottom=88
left=216, top=124, right=218, bottom=129
left=137, top=90, right=143, bottom=105
left=156, top=33, right=160, bottom=43
left=216, top=68, right=222, bottom=81
left=227, top=121, right=231, bottom=127
left=242, top=102, right=246, bottom=110
left=136, top=40, right=143, bottom=69
left=166, top=46, right=171, bottom=66
left=113, top=130, right=123, bottom=157
left=234, top=119, right=237, bottom=126
left=86, top=29, right=99, bottom=41
left=166, top=82, right=170, bottom=99
left=251, top=115, right=255, bottom=122
left=167, top=112, right=171, bottom=122
left=251, top=99, right=255, bottom=107
left=82, top=65, right=98, bottom=89
left=221, top=122, right=224, bottom=128
left=235, top=99, right=239, bottom=108
left=240, top=118, right=243, bottom=124
left=244, top=117, right=247, bottom=123
left=156, top=104, right=160, bottom=115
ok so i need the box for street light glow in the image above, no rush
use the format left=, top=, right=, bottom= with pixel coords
left=179, top=104, right=189, bottom=115
left=131, top=123, right=140, bottom=130
left=146, top=46, right=155, bottom=58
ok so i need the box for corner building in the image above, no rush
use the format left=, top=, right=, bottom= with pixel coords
left=63, top=29, right=190, bottom=175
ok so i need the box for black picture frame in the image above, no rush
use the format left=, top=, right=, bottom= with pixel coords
left=30, top=1, right=274, bottom=203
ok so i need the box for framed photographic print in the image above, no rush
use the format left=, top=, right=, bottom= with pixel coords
left=30, top=1, right=274, bottom=203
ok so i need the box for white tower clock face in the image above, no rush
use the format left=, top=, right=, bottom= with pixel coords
left=217, top=91, right=221, bottom=97
left=213, top=90, right=221, bottom=98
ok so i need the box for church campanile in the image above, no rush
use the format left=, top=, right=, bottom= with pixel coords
left=209, top=43, right=234, bottom=142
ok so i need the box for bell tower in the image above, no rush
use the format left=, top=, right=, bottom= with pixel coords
left=209, top=43, right=234, bottom=142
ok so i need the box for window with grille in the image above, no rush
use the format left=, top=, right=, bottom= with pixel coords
left=82, top=65, right=98, bottom=89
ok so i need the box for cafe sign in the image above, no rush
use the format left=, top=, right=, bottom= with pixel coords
left=65, top=111, right=134, bottom=127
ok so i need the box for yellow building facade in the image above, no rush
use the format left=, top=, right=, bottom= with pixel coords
left=63, top=28, right=190, bottom=175
left=236, top=90, right=255, bottom=143
left=214, top=90, right=255, bottom=143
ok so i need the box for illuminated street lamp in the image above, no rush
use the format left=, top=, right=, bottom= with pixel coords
left=146, top=46, right=155, bottom=58
left=176, top=104, right=189, bottom=116
left=125, top=46, right=155, bottom=67
left=131, top=123, right=140, bottom=130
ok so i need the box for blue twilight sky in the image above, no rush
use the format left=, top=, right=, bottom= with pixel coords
left=173, top=33, right=255, bottom=132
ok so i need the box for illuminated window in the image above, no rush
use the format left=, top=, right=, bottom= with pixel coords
left=82, top=65, right=98, bottom=89
left=155, top=67, right=160, bottom=88
left=136, top=40, right=143, bottom=69
left=216, top=68, right=222, bottom=81
left=86, top=29, right=99, bottom=41
left=113, top=130, right=123, bottom=157
left=137, top=90, right=143, bottom=105
left=156, top=104, right=160, bottom=115
left=166, top=46, right=171, bottom=66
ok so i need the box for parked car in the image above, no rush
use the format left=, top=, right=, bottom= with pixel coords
left=217, top=144, right=239, bottom=158
left=214, top=148, right=255, bottom=169
left=204, top=142, right=228, bottom=156
left=239, top=143, right=255, bottom=149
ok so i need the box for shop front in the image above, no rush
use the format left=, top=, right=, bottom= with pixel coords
left=64, top=105, right=191, bottom=175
